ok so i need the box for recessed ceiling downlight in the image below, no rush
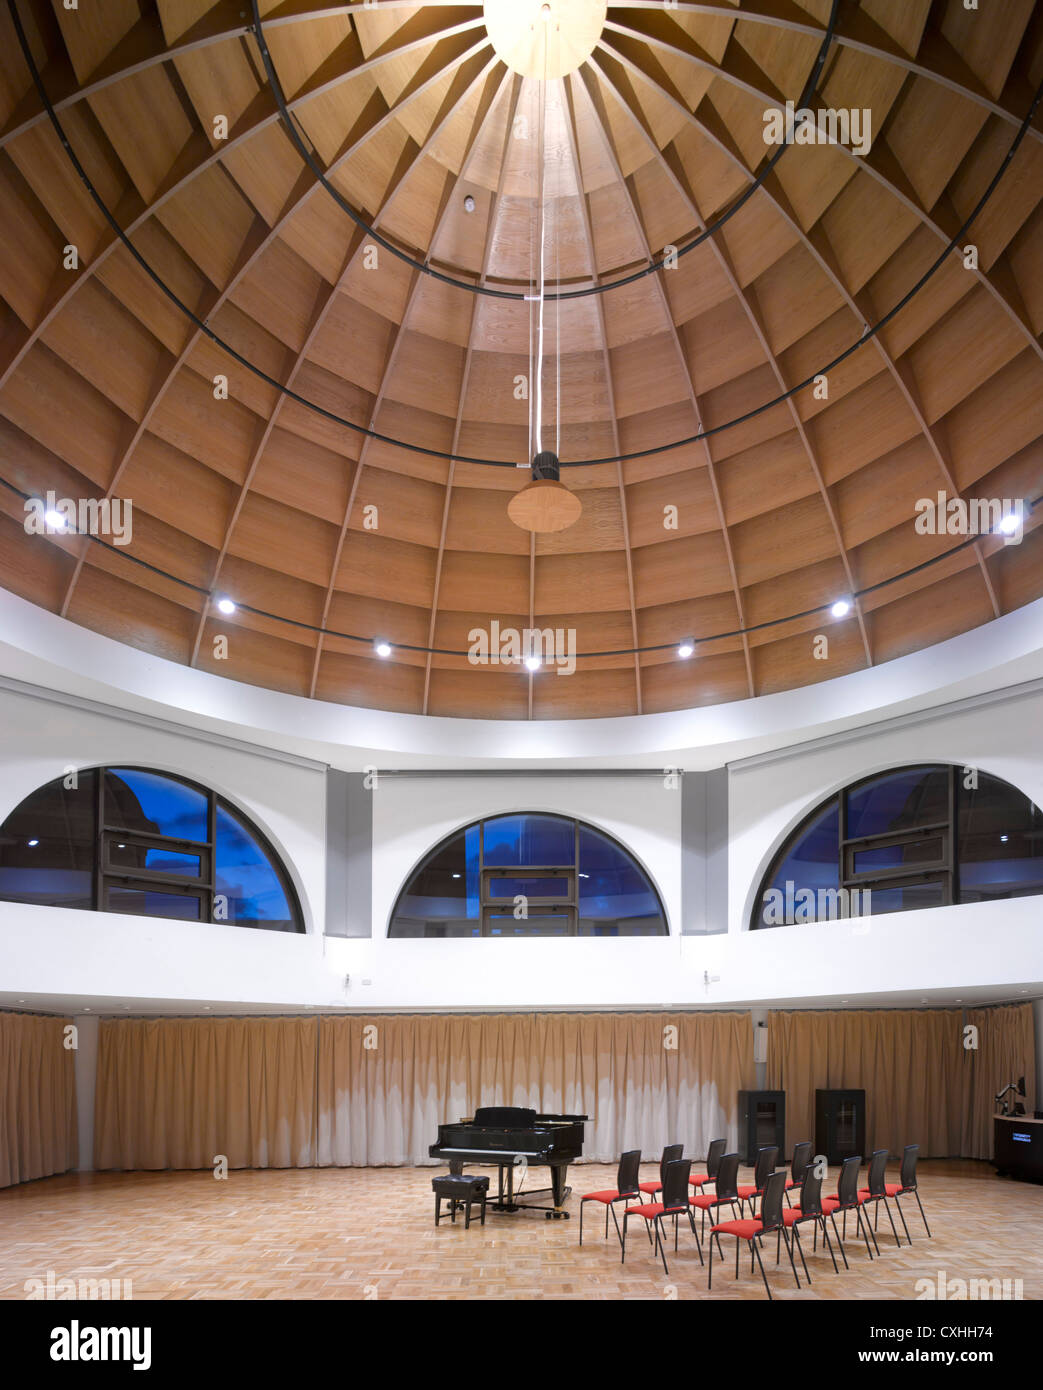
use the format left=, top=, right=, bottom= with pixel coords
left=830, top=598, right=852, bottom=618
left=216, top=597, right=237, bottom=615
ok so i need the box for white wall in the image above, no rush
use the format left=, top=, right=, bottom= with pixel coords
left=0, top=684, right=327, bottom=934
left=1, top=670, right=1042, bottom=1016
left=370, top=774, right=681, bottom=937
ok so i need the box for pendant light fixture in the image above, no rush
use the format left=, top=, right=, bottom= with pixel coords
left=507, top=7, right=583, bottom=535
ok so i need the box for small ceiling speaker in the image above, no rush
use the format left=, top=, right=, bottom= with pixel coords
left=508, top=451, right=582, bottom=533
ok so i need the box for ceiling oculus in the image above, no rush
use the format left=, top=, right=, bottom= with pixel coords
left=483, top=0, right=607, bottom=80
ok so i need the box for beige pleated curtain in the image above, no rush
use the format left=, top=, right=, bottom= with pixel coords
left=767, top=1004, right=1036, bottom=1160
left=91, top=1004, right=1036, bottom=1174
left=95, top=1011, right=755, bottom=1170
left=0, top=1010, right=77, bottom=1188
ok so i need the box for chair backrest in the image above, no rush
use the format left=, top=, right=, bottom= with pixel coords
left=798, top=1165, right=824, bottom=1217
left=617, top=1149, right=642, bottom=1198
left=791, top=1141, right=813, bottom=1184
left=900, top=1143, right=919, bottom=1191
left=661, top=1158, right=692, bottom=1211
left=714, top=1152, right=741, bottom=1202
left=866, top=1149, right=889, bottom=1196
left=754, top=1144, right=779, bottom=1189
left=836, top=1154, right=862, bottom=1206
left=758, top=1171, right=787, bottom=1233
left=660, top=1142, right=684, bottom=1183
left=705, top=1137, right=726, bottom=1178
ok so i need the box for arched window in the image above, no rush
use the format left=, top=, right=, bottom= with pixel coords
left=0, top=766, right=304, bottom=933
left=751, top=763, right=1043, bottom=929
left=388, top=812, right=668, bottom=937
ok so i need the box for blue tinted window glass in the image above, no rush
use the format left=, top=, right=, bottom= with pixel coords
left=482, top=814, right=574, bottom=866
left=215, top=805, right=295, bottom=932
left=577, top=825, right=661, bottom=924
left=0, top=770, right=96, bottom=908
left=110, top=844, right=202, bottom=877
left=845, top=767, right=948, bottom=839
left=756, top=800, right=839, bottom=927
left=395, top=825, right=479, bottom=933
left=105, top=769, right=208, bottom=842
left=488, top=876, right=569, bottom=899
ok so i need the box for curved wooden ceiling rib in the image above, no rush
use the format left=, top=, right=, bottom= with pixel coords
left=419, top=74, right=523, bottom=716
left=0, top=1, right=1039, bottom=722
left=579, top=58, right=874, bottom=673
left=190, top=50, right=506, bottom=678
left=310, top=65, right=514, bottom=702
left=605, top=0, right=1043, bottom=141
left=0, top=12, right=493, bottom=393
left=586, top=35, right=1012, bottom=623
left=598, top=15, right=1043, bottom=365
left=6, top=0, right=1037, bottom=155
left=566, top=69, right=755, bottom=696
left=53, top=28, right=498, bottom=623
left=561, top=75, right=644, bottom=714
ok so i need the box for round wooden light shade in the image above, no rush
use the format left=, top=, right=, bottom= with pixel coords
left=0, top=3, right=1039, bottom=721
left=507, top=478, right=584, bottom=533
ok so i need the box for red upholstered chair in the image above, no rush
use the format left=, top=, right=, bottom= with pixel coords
left=737, top=1144, right=778, bottom=1216
left=856, top=1149, right=904, bottom=1249
left=690, top=1151, right=742, bottom=1238
left=689, top=1137, right=726, bottom=1191
left=621, top=1158, right=703, bottom=1277
left=638, top=1143, right=683, bottom=1204
left=579, top=1149, right=642, bottom=1248
left=821, top=1155, right=879, bottom=1261
left=881, top=1144, right=931, bottom=1242
left=780, top=1166, right=841, bottom=1280
left=708, top=1171, right=798, bottom=1299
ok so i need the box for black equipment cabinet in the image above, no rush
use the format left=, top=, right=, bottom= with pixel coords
left=738, top=1090, right=786, bottom=1162
left=993, top=1116, right=1043, bottom=1182
left=815, top=1089, right=866, bottom=1164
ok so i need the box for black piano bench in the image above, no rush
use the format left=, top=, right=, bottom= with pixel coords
left=432, top=1174, right=490, bottom=1229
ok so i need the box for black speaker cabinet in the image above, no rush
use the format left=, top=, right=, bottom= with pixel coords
left=815, top=1089, right=866, bottom=1164
left=738, top=1090, right=786, bottom=1163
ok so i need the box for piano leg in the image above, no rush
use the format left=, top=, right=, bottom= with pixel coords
left=549, top=1163, right=571, bottom=1218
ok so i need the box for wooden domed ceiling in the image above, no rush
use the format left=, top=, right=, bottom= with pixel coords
left=0, top=0, right=1041, bottom=721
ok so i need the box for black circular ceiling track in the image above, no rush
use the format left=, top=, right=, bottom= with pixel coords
left=2, top=470, right=1036, bottom=661
left=6, top=0, right=1040, bottom=470
left=247, top=0, right=841, bottom=302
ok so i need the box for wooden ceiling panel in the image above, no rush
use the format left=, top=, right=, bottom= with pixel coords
left=534, top=550, right=631, bottom=615
left=640, top=649, right=749, bottom=713
left=886, top=78, right=989, bottom=215
left=632, top=531, right=731, bottom=607
left=731, top=493, right=838, bottom=589
left=0, top=0, right=1037, bottom=719
left=335, top=531, right=437, bottom=610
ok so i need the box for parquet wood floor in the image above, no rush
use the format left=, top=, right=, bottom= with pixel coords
left=0, top=1160, right=1038, bottom=1301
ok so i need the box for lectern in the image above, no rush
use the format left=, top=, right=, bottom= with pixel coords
left=815, top=1089, right=865, bottom=1164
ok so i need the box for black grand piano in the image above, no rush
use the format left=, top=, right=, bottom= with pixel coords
left=429, top=1106, right=587, bottom=1218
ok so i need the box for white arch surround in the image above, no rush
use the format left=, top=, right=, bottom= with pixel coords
left=384, top=806, right=672, bottom=938
left=739, top=759, right=1043, bottom=936
left=0, top=759, right=314, bottom=937
left=2, top=588, right=1043, bottom=767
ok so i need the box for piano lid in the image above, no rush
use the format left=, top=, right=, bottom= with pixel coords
left=469, top=1107, right=588, bottom=1126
